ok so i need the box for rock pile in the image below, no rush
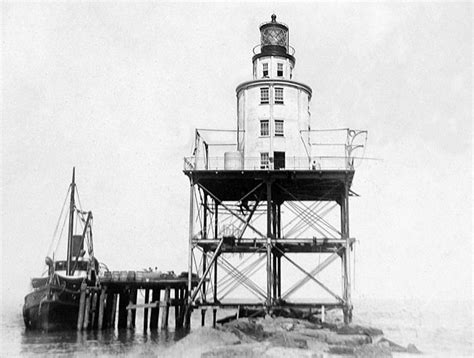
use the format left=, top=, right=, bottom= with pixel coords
left=162, top=316, right=421, bottom=357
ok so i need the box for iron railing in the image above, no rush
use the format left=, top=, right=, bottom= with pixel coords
left=183, top=156, right=354, bottom=171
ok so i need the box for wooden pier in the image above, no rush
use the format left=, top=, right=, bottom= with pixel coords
left=76, top=271, right=198, bottom=331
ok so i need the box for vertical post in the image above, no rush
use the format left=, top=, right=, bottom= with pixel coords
left=341, top=179, right=352, bottom=323
left=118, top=290, right=129, bottom=328
left=77, top=282, right=87, bottom=330
left=91, top=291, right=99, bottom=329
left=187, top=181, right=194, bottom=313
left=83, top=290, right=91, bottom=330
left=105, top=291, right=115, bottom=329
left=277, top=255, right=282, bottom=299
left=277, top=203, right=282, bottom=300
left=111, top=293, right=118, bottom=329
left=321, top=305, right=325, bottom=323
left=174, top=288, right=180, bottom=329
left=98, top=287, right=107, bottom=330
left=66, top=168, right=75, bottom=276
left=143, top=289, right=150, bottom=332
left=127, top=289, right=137, bottom=329
left=213, top=199, right=218, bottom=328
left=202, top=251, right=207, bottom=302
left=162, top=287, right=170, bottom=330
left=150, top=289, right=160, bottom=330
left=214, top=200, right=218, bottom=240
left=202, top=193, right=208, bottom=303
left=272, top=251, right=277, bottom=300
left=201, top=308, right=206, bottom=327
left=266, top=180, right=272, bottom=308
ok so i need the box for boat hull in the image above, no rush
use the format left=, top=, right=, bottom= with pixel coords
left=23, top=276, right=85, bottom=331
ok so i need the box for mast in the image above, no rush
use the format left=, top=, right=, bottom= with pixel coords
left=66, top=167, right=76, bottom=276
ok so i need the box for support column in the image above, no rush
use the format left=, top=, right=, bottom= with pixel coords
left=77, top=283, right=87, bottom=330
left=150, top=289, right=160, bottom=330
left=188, top=181, right=195, bottom=306
left=266, top=180, right=273, bottom=308
left=118, top=289, right=129, bottom=329
left=202, top=192, right=208, bottom=303
left=341, top=180, right=352, bottom=323
left=98, top=287, right=107, bottom=330
left=213, top=200, right=218, bottom=328
left=143, top=289, right=150, bottom=332
left=162, top=287, right=170, bottom=330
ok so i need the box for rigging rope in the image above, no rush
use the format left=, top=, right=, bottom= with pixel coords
left=46, top=186, right=71, bottom=257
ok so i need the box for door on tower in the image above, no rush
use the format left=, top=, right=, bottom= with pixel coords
left=274, top=151, right=285, bottom=170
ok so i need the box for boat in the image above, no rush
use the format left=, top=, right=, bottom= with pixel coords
left=23, top=168, right=102, bottom=330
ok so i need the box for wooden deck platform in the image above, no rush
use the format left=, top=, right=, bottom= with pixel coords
left=75, top=271, right=199, bottom=331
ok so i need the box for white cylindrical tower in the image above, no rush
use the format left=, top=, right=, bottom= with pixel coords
left=236, top=14, right=312, bottom=170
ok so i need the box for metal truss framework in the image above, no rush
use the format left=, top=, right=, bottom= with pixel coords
left=184, top=169, right=355, bottom=326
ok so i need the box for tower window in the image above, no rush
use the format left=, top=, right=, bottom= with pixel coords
left=262, top=63, right=269, bottom=77
left=260, top=120, right=269, bottom=136
left=277, top=63, right=284, bottom=77
left=274, top=87, right=284, bottom=104
left=275, top=120, right=284, bottom=136
left=260, top=87, right=269, bottom=104
left=260, top=152, right=269, bottom=169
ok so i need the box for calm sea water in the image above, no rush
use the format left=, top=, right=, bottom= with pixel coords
left=1, top=299, right=472, bottom=357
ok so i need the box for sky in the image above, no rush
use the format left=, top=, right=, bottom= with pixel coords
left=1, top=2, right=472, bottom=311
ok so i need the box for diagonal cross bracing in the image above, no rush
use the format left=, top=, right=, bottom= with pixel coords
left=282, top=247, right=344, bottom=300
left=219, top=251, right=266, bottom=299
left=276, top=184, right=341, bottom=237
left=285, top=201, right=335, bottom=238
left=274, top=246, right=343, bottom=303
left=218, top=255, right=267, bottom=300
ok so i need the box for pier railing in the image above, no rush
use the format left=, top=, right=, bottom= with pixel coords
left=183, top=156, right=353, bottom=171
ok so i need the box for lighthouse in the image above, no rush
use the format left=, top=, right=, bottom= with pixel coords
left=235, top=14, right=312, bottom=170
left=184, top=15, right=367, bottom=326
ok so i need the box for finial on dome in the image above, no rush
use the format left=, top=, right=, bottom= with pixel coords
left=271, top=14, right=277, bottom=22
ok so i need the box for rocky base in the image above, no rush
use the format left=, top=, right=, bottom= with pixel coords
left=163, top=316, right=421, bottom=357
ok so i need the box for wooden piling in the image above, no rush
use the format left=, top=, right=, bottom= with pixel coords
left=91, top=291, right=98, bottom=329
left=201, top=308, right=206, bottom=327
left=110, top=293, right=118, bottom=329
left=161, top=287, right=170, bottom=329
left=127, top=289, right=137, bottom=329
left=83, top=290, right=91, bottom=330
left=77, top=283, right=87, bottom=330
left=118, top=290, right=129, bottom=328
left=174, top=288, right=180, bottom=328
left=143, top=289, right=150, bottom=332
left=150, top=289, right=160, bottom=330
left=98, top=287, right=107, bottom=330
left=184, top=287, right=191, bottom=329
left=176, top=288, right=184, bottom=328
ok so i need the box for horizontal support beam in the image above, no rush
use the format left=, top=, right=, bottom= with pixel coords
left=195, top=238, right=355, bottom=245
left=194, top=238, right=355, bottom=253
left=193, top=301, right=344, bottom=309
